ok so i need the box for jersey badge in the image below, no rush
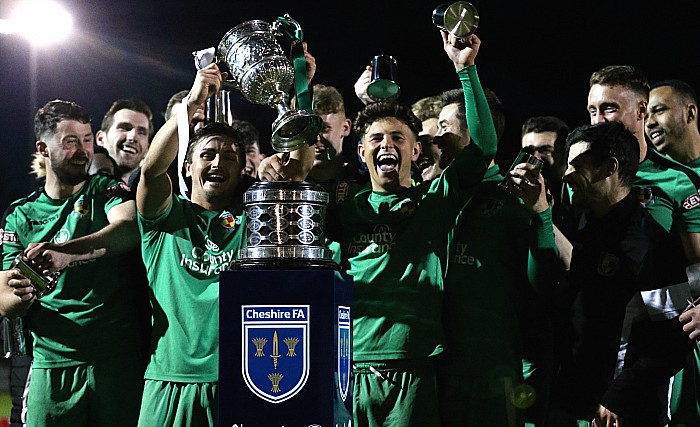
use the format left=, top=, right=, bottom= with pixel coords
left=395, top=199, right=416, bottom=216
left=337, top=306, right=351, bottom=402
left=597, top=252, right=620, bottom=277
left=220, top=211, right=237, bottom=230
left=478, top=198, right=503, bottom=216
left=72, top=195, right=89, bottom=217
left=633, top=186, right=655, bottom=208
left=52, top=228, right=71, bottom=244
left=682, top=191, right=700, bottom=210
left=242, top=305, right=310, bottom=403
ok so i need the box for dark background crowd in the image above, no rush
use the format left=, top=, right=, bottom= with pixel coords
left=1, top=0, right=700, bottom=214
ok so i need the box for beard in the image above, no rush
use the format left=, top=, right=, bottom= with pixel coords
left=52, top=162, right=88, bottom=185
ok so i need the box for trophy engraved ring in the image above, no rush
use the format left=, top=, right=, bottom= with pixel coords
left=236, top=181, right=337, bottom=269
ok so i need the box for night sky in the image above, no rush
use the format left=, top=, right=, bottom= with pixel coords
left=1, top=0, right=699, bottom=214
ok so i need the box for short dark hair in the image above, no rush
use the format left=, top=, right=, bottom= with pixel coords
left=589, top=65, right=650, bottom=100
left=565, top=121, right=639, bottom=188
left=651, top=79, right=698, bottom=106
left=230, top=119, right=260, bottom=149
left=313, top=84, right=346, bottom=116
left=34, top=99, right=91, bottom=141
left=164, top=90, right=189, bottom=121
left=440, top=87, right=504, bottom=141
left=521, top=116, right=570, bottom=146
left=353, top=101, right=422, bottom=140
left=101, top=98, right=154, bottom=136
left=185, top=122, right=245, bottom=165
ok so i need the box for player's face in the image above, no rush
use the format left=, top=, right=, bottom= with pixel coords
left=562, top=141, right=608, bottom=209
left=587, top=84, right=644, bottom=132
left=98, top=109, right=150, bottom=174
left=645, top=86, right=688, bottom=154
left=313, top=112, right=351, bottom=167
left=43, top=119, right=94, bottom=185
left=187, top=136, right=242, bottom=202
left=358, top=117, right=420, bottom=192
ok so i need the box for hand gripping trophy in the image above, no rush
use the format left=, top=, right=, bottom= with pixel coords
left=2, top=254, right=59, bottom=357
left=193, top=14, right=322, bottom=152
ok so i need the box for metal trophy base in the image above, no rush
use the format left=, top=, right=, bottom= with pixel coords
left=219, top=269, right=353, bottom=426
left=234, top=246, right=339, bottom=270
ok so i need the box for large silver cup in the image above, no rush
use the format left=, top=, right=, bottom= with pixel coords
left=235, top=181, right=337, bottom=269
left=215, top=17, right=322, bottom=152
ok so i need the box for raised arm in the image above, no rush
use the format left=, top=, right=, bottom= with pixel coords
left=138, top=64, right=224, bottom=218
left=442, top=32, right=498, bottom=165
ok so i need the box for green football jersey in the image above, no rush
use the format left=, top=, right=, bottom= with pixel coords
left=635, top=158, right=700, bottom=232
left=442, top=166, right=557, bottom=372
left=1, top=175, right=140, bottom=368
left=321, top=64, right=497, bottom=361
left=138, top=195, right=245, bottom=382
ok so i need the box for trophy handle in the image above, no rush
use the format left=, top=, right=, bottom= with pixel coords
left=272, top=14, right=304, bottom=43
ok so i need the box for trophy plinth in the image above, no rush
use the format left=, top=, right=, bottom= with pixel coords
left=235, top=181, right=337, bottom=270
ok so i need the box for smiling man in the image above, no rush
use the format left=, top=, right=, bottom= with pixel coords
left=136, top=64, right=246, bottom=427
left=259, top=32, right=497, bottom=427
left=549, top=121, right=693, bottom=427
left=0, top=99, right=145, bottom=426
left=97, top=98, right=154, bottom=184
left=645, top=80, right=700, bottom=166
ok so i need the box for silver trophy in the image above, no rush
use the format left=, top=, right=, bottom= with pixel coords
left=3, top=254, right=59, bottom=358
left=193, top=15, right=322, bottom=152
left=432, top=2, right=479, bottom=48
left=235, top=181, right=336, bottom=269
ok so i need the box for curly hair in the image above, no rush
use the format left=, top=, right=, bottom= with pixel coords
left=353, top=101, right=422, bottom=140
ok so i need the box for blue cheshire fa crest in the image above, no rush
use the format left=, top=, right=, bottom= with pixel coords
left=338, top=306, right=351, bottom=402
left=242, top=305, right=310, bottom=403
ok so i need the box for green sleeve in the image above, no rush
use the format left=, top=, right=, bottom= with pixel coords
left=457, top=65, right=498, bottom=167
left=527, top=206, right=560, bottom=293
left=1, top=210, right=23, bottom=270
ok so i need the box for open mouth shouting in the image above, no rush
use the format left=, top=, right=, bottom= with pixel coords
left=376, top=153, right=399, bottom=174
left=204, top=171, right=227, bottom=185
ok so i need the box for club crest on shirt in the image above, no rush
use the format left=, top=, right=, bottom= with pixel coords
left=72, top=195, right=89, bottom=217
left=219, top=211, right=237, bottom=230
left=478, top=198, right=504, bottom=216
left=338, top=306, right=351, bottom=402
left=633, top=186, right=655, bottom=208
left=396, top=199, right=416, bottom=216
left=682, top=191, right=700, bottom=210
left=242, top=305, right=310, bottom=403
left=597, top=252, right=620, bottom=277
left=52, top=229, right=71, bottom=244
